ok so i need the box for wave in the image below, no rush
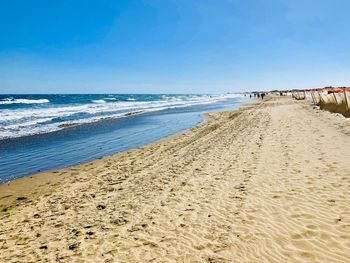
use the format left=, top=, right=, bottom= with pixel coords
left=91, top=99, right=107, bottom=104
left=0, top=110, right=146, bottom=140
left=0, top=98, right=50, bottom=105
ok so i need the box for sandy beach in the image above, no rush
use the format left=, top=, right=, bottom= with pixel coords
left=1, top=96, right=350, bottom=262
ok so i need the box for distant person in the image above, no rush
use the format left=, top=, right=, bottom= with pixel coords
left=261, top=93, right=265, bottom=100
left=257, top=93, right=260, bottom=99
left=249, top=94, right=252, bottom=99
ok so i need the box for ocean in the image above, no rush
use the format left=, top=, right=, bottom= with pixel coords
left=0, top=94, right=245, bottom=182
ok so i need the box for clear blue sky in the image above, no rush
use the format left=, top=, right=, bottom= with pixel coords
left=1, top=0, right=349, bottom=94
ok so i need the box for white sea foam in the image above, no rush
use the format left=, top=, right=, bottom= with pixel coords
left=91, top=99, right=107, bottom=103
left=0, top=98, right=50, bottom=105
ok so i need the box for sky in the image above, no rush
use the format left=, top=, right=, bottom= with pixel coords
left=0, top=0, right=350, bottom=94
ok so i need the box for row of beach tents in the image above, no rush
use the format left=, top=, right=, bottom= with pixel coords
left=281, top=87, right=350, bottom=117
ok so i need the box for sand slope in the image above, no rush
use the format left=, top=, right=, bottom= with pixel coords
left=1, top=96, right=350, bottom=262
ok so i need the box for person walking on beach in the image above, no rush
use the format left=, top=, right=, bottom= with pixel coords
left=261, top=93, right=265, bottom=100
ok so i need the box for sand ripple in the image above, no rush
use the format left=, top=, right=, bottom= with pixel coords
left=1, top=97, right=350, bottom=262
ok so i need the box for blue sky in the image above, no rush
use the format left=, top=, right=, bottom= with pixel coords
left=1, top=0, right=349, bottom=93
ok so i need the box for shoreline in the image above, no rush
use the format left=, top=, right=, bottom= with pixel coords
left=0, top=98, right=244, bottom=183
left=0, top=100, right=251, bottom=212
left=1, top=96, right=350, bottom=262
left=0, top=94, right=243, bottom=141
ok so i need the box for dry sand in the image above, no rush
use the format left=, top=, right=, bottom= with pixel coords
left=1, top=96, right=350, bottom=262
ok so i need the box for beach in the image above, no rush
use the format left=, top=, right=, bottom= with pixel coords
left=1, top=95, right=350, bottom=262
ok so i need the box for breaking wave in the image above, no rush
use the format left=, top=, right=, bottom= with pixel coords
left=0, top=98, right=50, bottom=105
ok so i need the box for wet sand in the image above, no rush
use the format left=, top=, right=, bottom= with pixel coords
left=1, top=96, right=350, bottom=262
